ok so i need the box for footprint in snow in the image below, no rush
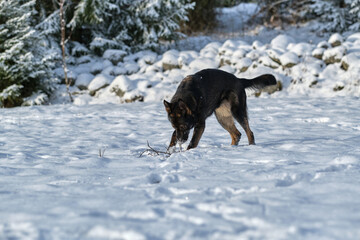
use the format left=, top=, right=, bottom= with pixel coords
left=317, top=155, right=358, bottom=173
left=148, top=173, right=162, bottom=184
left=275, top=173, right=313, bottom=187
left=148, top=173, right=184, bottom=184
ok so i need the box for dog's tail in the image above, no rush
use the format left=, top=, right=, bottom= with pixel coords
left=241, top=74, right=277, bottom=90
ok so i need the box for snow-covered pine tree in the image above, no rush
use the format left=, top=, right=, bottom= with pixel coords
left=133, top=0, right=195, bottom=49
left=305, top=0, right=360, bottom=32
left=69, top=0, right=194, bottom=54
left=309, top=0, right=350, bottom=32
left=69, top=0, right=133, bottom=54
left=0, top=0, right=58, bottom=107
left=349, top=0, right=360, bottom=31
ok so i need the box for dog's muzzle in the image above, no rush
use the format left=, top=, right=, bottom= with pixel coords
left=176, top=130, right=189, bottom=143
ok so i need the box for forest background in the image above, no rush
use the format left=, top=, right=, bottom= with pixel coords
left=1, top=0, right=360, bottom=107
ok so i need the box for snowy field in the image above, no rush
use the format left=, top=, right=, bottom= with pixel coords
left=2, top=2, right=360, bottom=239
left=1, top=97, right=360, bottom=239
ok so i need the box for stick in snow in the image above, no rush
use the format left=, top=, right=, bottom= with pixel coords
left=139, top=141, right=172, bottom=157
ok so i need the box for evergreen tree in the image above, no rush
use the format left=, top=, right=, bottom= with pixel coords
left=301, top=0, right=358, bottom=32
left=349, top=0, right=360, bottom=31
left=0, top=0, right=194, bottom=107
left=300, top=0, right=347, bottom=32
left=70, top=0, right=132, bottom=53
left=69, top=0, right=194, bottom=54
left=134, top=0, right=195, bottom=49
left=0, top=0, right=58, bottom=107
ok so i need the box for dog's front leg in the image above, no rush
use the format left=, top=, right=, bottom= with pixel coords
left=187, top=121, right=205, bottom=150
left=167, top=130, right=177, bottom=150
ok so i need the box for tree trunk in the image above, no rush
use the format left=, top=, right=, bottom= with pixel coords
left=59, top=0, right=73, bottom=103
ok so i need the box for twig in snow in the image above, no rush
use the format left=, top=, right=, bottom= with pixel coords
left=139, top=141, right=172, bottom=157
left=99, top=147, right=106, bottom=158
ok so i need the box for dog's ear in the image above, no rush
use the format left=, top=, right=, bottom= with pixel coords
left=178, top=100, right=192, bottom=115
left=164, top=100, right=172, bottom=113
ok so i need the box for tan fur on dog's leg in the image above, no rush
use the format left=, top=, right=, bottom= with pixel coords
left=215, top=100, right=241, bottom=145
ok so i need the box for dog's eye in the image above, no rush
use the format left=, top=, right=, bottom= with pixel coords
left=170, top=113, right=175, bottom=118
left=176, top=113, right=181, bottom=118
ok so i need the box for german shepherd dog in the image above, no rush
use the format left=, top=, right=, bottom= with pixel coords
left=164, top=69, right=276, bottom=150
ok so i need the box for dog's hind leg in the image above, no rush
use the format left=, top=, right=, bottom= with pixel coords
left=238, top=115, right=255, bottom=145
left=215, top=100, right=241, bottom=145
left=229, top=91, right=255, bottom=145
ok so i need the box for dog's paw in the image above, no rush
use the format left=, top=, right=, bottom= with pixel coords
left=167, top=146, right=176, bottom=154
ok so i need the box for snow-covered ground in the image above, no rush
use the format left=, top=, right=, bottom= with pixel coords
left=2, top=3, right=360, bottom=239
left=1, top=97, right=360, bottom=239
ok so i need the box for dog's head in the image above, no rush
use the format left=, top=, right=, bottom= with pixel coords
left=164, top=99, right=194, bottom=143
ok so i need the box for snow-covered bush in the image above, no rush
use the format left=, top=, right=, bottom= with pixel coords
left=0, top=0, right=58, bottom=108
left=109, top=75, right=136, bottom=97
left=88, top=74, right=112, bottom=96
left=162, top=50, right=180, bottom=70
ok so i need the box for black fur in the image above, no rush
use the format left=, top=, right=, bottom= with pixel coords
left=164, top=68, right=276, bottom=150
